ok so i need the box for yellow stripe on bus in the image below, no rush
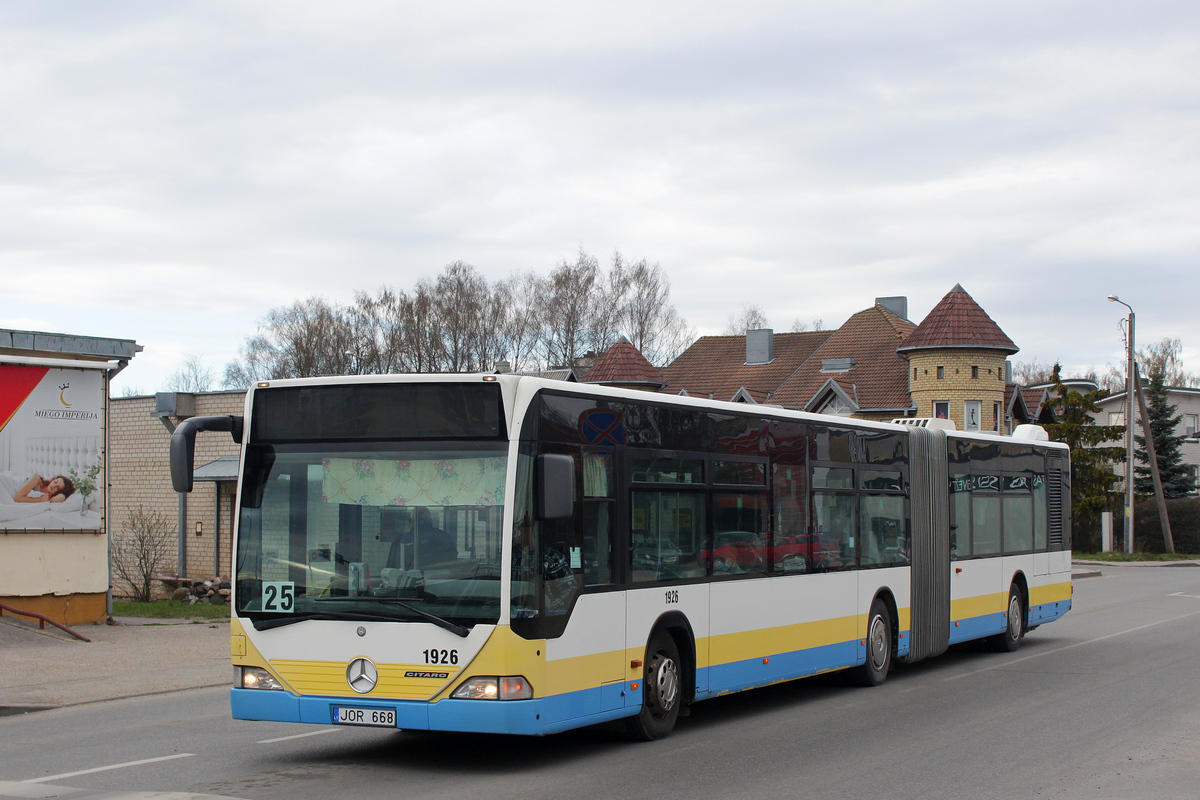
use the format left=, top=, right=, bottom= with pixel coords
left=1030, top=581, right=1071, bottom=606
left=951, top=592, right=1007, bottom=621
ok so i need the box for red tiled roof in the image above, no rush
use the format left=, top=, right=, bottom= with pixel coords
left=772, top=305, right=918, bottom=411
left=898, top=284, right=1018, bottom=354
left=584, top=340, right=666, bottom=385
left=660, top=330, right=832, bottom=402
left=1021, top=386, right=1053, bottom=423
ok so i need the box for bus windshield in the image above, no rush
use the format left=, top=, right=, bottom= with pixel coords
left=235, top=442, right=508, bottom=629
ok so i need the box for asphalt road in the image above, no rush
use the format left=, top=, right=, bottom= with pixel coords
left=3, top=566, right=1199, bottom=800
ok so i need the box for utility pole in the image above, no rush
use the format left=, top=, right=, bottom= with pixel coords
left=1134, top=364, right=1176, bottom=554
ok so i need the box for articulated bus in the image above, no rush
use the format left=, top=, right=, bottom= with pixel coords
left=171, top=373, right=1072, bottom=740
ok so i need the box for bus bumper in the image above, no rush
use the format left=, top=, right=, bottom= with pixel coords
left=231, top=688, right=627, bottom=736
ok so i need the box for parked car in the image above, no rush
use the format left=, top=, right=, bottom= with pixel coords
left=700, top=531, right=766, bottom=574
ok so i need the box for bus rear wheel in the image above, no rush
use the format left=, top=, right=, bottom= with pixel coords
left=848, top=598, right=892, bottom=687
left=626, top=631, right=682, bottom=741
left=990, top=585, right=1024, bottom=652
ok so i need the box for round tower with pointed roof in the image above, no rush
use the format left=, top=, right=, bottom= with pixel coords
left=897, top=285, right=1018, bottom=433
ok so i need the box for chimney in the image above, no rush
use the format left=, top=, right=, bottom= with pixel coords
left=1005, top=360, right=1013, bottom=383
left=876, top=296, right=908, bottom=320
left=745, top=329, right=774, bottom=365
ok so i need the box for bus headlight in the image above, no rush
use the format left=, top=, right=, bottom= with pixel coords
left=240, top=666, right=283, bottom=690
left=451, top=676, right=532, bottom=700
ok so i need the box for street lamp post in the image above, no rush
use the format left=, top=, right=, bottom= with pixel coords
left=1108, top=295, right=1135, bottom=554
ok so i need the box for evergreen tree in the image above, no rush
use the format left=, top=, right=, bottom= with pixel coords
left=1134, top=370, right=1195, bottom=497
left=1043, top=364, right=1125, bottom=523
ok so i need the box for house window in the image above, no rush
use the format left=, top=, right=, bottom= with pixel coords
left=1184, top=414, right=1198, bottom=437
left=1109, top=411, right=1125, bottom=426
left=913, top=367, right=917, bottom=380
left=1190, top=466, right=1199, bottom=495
left=993, top=402, right=1001, bottom=432
left=937, top=366, right=944, bottom=380
left=964, top=400, right=981, bottom=432
left=972, top=366, right=979, bottom=379
left=820, top=395, right=853, bottom=416
left=934, top=401, right=949, bottom=419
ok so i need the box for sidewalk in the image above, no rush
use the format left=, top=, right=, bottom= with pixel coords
left=0, top=614, right=230, bottom=715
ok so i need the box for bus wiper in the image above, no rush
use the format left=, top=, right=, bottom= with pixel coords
left=363, top=598, right=470, bottom=638
left=250, top=610, right=400, bottom=631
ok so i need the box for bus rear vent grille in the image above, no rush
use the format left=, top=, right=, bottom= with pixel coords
left=1048, top=467, right=1064, bottom=548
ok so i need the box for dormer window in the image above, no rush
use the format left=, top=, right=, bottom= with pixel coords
left=820, top=395, right=853, bottom=416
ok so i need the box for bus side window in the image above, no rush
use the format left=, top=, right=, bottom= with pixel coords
left=582, top=502, right=612, bottom=585
left=811, top=493, right=856, bottom=571
left=582, top=452, right=614, bottom=585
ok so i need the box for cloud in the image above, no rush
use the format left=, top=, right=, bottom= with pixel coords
left=2, top=1, right=1198, bottom=391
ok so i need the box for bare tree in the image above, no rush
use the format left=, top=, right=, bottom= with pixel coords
left=1013, top=357, right=1058, bottom=386
left=724, top=304, right=770, bottom=335
left=111, top=506, right=175, bottom=602
left=540, top=249, right=607, bottom=368
left=790, top=318, right=824, bottom=332
left=222, top=249, right=694, bottom=379
left=497, top=271, right=543, bottom=372
left=164, top=354, right=215, bottom=392
left=1138, top=337, right=1199, bottom=387
left=223, top=297, right=358, bottom=384
left=612, top=254, right=695, bottom=366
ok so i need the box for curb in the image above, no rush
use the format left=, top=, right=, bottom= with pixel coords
left=1072, top=570, right=1103, bottom=579
left=0, top=703, right=59, bottom=717
left=0, top=682, right=230, bottom=718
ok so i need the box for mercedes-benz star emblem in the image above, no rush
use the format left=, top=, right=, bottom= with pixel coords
left=346, top=657, right=378, bottom=694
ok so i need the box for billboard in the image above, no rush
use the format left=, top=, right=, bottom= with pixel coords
left=0, top=364, right=104, bottom=532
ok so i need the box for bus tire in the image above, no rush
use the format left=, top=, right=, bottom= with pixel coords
left=849, top=598, right=892, bottom=687
left=990, top=585, right=1024, bottom=652
left=626, top=631, right=683, bottom=740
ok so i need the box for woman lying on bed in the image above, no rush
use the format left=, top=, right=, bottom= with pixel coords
left=14, top=474, right=76, bottom=503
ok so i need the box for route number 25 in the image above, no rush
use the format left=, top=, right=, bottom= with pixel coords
left=262, top=581, right=295, bottom=613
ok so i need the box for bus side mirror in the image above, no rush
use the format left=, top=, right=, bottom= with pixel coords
left=537, top=454, right=574, bottom=520
left=170, top=415, right=244, bottom=493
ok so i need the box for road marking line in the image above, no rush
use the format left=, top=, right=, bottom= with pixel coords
left=257, top=729, right=342, bottom=744
left=22, top=753, right=195, bottom=783
left=1168, top=592, right=1200, bottom=599
left=942, top=607, right=1200, bottom=682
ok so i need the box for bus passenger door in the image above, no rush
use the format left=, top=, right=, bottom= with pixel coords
left=543, top=452, right=627, bottom=719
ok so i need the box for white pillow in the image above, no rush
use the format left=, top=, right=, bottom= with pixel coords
left=50, top=492, right=84, bottom=512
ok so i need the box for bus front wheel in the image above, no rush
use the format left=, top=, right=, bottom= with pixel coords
left=990, top=585, right=1024, bottom=652
left=626, top=631, right=682, bottom=740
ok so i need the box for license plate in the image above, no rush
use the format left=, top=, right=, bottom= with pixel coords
left=333, top=706, right=396, bottom=727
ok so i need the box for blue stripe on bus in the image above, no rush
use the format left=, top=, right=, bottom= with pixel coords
left=947, top=611, right=1006, bottom=644
left=701, top=639, right=861, bottom=698
left=1029, top=598, right=1071, bottom=626
left=231, top=687, right=639, bottom=736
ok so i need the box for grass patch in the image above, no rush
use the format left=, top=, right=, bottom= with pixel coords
left=1074, top=552, right=1200, bottom=562
left=112, top=600, right=230, bottom=619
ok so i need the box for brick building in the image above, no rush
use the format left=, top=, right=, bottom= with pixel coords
left=109, top=390, right=244, bottom=585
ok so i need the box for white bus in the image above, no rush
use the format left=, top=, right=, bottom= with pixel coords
left=171, top=373, right=1072, bottom=739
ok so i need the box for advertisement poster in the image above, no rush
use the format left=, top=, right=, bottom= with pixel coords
left=0, top=364, right=103, bottom=531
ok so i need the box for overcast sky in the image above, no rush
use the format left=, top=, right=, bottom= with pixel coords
left=2, top=1, right=1198, bottom=394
